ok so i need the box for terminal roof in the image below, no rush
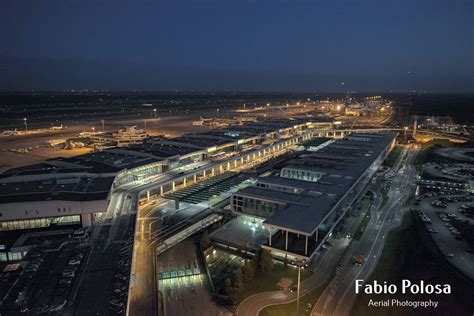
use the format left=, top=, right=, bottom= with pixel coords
left=235, top=133, right=397, bottom=234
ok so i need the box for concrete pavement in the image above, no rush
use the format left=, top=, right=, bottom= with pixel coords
left=128, top=202, right=163, bottom=316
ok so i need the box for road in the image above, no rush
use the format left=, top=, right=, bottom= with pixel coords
left=236, top=238, right=348, bottom=316
left=312, top=146, right=419, bottom=316
left=127, top=199, right=167, bottom=316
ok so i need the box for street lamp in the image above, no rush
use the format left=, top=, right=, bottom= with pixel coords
left=92, top=126, right=95, bottom=133
left=153, top=108, right=157, bottom=118
left=295, top=259, right=307, bottom=316
left=101, top=119, right=105, bottom=132
left=23, top=117, right=28, bottom=132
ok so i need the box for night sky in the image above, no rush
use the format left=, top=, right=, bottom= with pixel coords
left=1, top=0, right=472, bottom=92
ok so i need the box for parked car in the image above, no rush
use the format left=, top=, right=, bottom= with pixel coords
left=114, top=274, right=127, bottom=281
left=62, top=271, right=75, bottom=278
left=58, top=278, right=72, bottom=286
left=68, top=259, right=81, bottom=266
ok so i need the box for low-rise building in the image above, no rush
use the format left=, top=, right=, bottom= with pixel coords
left=79, top=125, right=148, bottom=147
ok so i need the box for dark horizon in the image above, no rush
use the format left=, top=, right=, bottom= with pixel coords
left=1, top=89, right=473, bottom=95
left=1, top=56, right=473, bottom=93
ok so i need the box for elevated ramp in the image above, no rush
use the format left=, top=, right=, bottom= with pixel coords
left=156, top=213, right=223, bottom=256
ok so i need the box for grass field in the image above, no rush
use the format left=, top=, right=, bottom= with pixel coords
left=364, top=212, right=412, bottom=283
left=383, top=146, right=403, bottom=167
left=380, top=181, right=390, bottom=207
left=353, top=208, right=372, bottom=240
left=351, top=211, right=474, bottom=316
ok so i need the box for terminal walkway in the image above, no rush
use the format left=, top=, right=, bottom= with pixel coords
left=164, top=172, right=251, bottom=204
left=155, top=212, right=223, bottom=257
left=158, top=267, right=201, bottom=280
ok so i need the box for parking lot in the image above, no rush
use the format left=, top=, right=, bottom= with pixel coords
left=414, top=192, right=474, bottom=280
left=0, top=231, right=90, bottom=314
left=73, top=215, right=135, bottom=315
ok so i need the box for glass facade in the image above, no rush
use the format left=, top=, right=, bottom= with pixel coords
left=280, top=168, right=322, bottom=182
left=256, top=183, right=304, bottom=194
left=7, top=251, right=25, bottom=261
left=232, top=195, right=280, bottom=218
left=115, top=163, right=162, bottom=186
left=0, top=215, right=81, bottom=232
left=0, top=251, right=27, bottom=262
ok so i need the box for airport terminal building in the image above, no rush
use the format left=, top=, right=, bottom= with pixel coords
left=0, top=118, right=332, bottom=261
left=229, top=133, right=397, bottom=262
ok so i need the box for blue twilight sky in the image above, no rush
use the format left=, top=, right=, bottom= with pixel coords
left=0, top=0, right=473, bottom=92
